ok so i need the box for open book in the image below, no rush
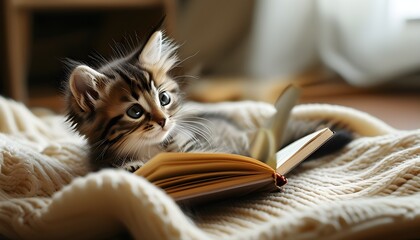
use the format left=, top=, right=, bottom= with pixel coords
left=134, top=85, right=334, bottom=205
left=134, top=128, right=333, bottom=205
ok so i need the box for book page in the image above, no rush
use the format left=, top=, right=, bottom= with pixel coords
left=174, top=176, right=279, bottom=205
left=250, top=85, right=300, bottom=163
left=168, top=172, right=286, bottom=206
left=275, top=128, right=333, bottom=175
left=136, top=153, right=273, bottom=182
left=134, top=152, right=284, bottom=205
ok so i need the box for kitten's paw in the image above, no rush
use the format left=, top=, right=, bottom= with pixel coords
left=122, top=161, right=144, bottom=172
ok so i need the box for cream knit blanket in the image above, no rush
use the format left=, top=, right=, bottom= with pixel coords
left=0, top=96, right=419, bottom=239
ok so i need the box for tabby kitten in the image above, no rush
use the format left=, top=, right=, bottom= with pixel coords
left=66, top=31, right=252, bottom=171
left=66, top=31, right=352, bottom=172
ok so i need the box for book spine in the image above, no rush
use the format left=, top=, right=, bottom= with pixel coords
left=274, top=173, right=288, bottom=187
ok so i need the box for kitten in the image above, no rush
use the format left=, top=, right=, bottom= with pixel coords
left=65, top=31, right=254, bottom=171
left=65, top=31, right=352, bottom=172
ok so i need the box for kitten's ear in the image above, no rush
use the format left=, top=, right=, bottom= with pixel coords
left=69, top=65, right=104, bottom=112
left=139, top=31, right=162, bottom=65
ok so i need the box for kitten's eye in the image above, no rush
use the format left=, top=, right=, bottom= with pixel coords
left=159, top=92, right=171, bottom=106
left=126, top=104, right=143, bottom=119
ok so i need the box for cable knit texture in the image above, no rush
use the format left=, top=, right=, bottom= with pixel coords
left=0, top=96, right=419, bottom=239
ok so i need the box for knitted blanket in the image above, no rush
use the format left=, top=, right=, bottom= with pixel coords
left=0, top=96, right=419, bottom=239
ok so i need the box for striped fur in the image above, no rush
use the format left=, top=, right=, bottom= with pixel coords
left=66, top=31, right=184, bottom=170
left=66, top=31, right=252, bottom=171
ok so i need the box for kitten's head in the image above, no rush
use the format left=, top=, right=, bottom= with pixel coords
left=66, top=31, right=181, bottom=169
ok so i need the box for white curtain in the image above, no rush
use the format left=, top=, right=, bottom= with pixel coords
left=318, top=0, right=420, bottom=86
left=174, top=0, right=420, bottom=86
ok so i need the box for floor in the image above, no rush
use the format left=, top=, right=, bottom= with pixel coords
left=299, top=88, right=420, bottom=130
left=186, top=75, right=420, bottom=130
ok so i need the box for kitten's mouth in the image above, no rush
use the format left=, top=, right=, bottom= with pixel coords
left=147, top=124, right=174, bottom=141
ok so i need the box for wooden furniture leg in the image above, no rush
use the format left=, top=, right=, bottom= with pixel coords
left=5, top=0, right=31, bottom=102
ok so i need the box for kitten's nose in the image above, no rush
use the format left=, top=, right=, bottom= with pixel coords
left=156, top=118, right=166, bottom=128
left=151, top=111, right=166, bottom=128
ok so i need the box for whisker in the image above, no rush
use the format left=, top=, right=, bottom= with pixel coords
left=173, top=50, right=200, bottom=68
left=172, top=74, right=199, bottom=80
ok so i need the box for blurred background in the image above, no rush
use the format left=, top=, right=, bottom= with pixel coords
left=1, top=0, right=419, bottom=129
